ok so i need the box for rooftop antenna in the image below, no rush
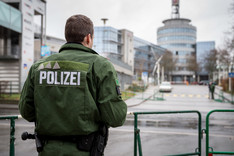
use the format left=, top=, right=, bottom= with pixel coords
left=101, top=18, right=108, bottom=26
left=171, top=0, right=180, bottom=19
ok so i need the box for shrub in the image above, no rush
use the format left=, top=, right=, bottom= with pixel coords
left=127, top=83, right=147, bottom=92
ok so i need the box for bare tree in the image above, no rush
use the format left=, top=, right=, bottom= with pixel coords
left=224, top=0, right=234, bottom=57
left=204, top=49, right=218, bottom=79
left=218, top=49, right=231, bottom=66
left=161, top=50, right=177, bottom=81
left=187, top=54, right=200, bottom=74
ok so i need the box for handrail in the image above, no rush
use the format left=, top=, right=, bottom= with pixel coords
left=131, top=110, right=202, bottom=156
left=206, top=109, right=234, bottom=156
left=0, top=115, right=22, bottom=156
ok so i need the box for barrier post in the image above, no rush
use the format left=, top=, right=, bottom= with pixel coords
left=134, top=114, right=137, bottom=156
left=10, top=118, right=16, bottom=156
left=0, top=115, right=21, bottom=156
left=134, top=113, right=143, bottom=156
left=206, top=110, right=234, bottom=156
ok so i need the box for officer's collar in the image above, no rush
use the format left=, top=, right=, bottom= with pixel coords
left=59, top=43, right=99, bottom=55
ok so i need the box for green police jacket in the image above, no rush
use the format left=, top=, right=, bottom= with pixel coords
left=19, top=43, right=127, bottom=136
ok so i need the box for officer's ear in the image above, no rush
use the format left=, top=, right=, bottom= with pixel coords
left=82, top=34, right=93, bottom=48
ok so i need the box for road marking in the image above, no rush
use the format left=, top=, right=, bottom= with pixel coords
left=163, top=94, right=209, bottom=98
left=188, top=94, right=193, bottom=97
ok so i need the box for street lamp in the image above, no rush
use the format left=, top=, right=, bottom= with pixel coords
left=101, top=18, right=108, bottom=54
left=229, top=62, right=233, bottom=91
left=152, top=55, right=163, bottom=85
left=101, top=18, right=108, bottom=26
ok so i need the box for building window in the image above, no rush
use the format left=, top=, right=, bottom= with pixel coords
left=0, top=27, right=20, bottom=59
left=158, top=28, right=196, bottom=35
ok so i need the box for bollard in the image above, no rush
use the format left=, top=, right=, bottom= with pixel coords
left=0, top=115, right=21, bottom=156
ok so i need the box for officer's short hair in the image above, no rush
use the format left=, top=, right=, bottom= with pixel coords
left=65, top=14, right=94, bottom=43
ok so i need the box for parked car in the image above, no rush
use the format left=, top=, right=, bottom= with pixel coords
left=159, top=81, right=172, bottom=92
left=198, top=80, right=209, bottom=85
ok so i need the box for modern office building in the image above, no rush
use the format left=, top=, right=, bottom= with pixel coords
left=0, top=0, right=46, bottom=93
left=157, top=0, right=197, bottom=83
left=134, top=37, right=165, bottom=83
left=34, top=35, right=66, bottom=62
left=93, top=26, right=166, bottom=87
left=196, top=41, right=215, bottom=81
left=93, top=26, right=134, bottom=89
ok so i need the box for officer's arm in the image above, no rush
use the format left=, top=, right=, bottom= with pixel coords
left=19, top=67, right=35, bottom=122
left=96, top=61, right=127, bottom=127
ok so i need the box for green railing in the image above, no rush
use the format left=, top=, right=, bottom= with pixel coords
left=214, top=90, right=225, bottom=103
left=0, top=115, right=21, bottom=156
left=1, top=110, right=234, bottom=156
left=206, top=109, right=234, bottom=156
left=130, top=110, right=202, bottom=156
left=153, top=89, right=164, bottom=101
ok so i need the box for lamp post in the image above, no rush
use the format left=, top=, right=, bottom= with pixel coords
left=101, top=18, right=108, bottom=54
left=218, top=64, right=221, bottom=85
left=229, top=62, right=233, bottom=91
left=152, top=55, right=163, bottom=85
left=101, top=18, right=108, bottom=26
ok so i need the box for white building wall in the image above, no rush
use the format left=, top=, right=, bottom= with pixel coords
left=120, top=29, right=134, bottom=74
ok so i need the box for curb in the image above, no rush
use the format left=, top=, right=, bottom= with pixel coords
left=127, top=95, right=153, bottom=107
left=0, top=100, right=19, bottom=104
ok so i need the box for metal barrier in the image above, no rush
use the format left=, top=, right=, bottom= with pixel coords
left=205, top=109, right=234, bottom=156
left=1, top=110, right=234, bottom=156
left=130, top=110, right=202, bottom=156
left=214, top=90, right=225, bottom=103
left=0, top=81, right=20, bottom=95
left=153, top=89, right=164, bottom=101
left=0, top=115, right=22, bottom=156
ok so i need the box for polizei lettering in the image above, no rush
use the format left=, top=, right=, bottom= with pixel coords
left=39, top=71, right=81, bottom=86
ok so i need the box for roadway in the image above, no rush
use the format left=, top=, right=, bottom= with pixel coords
left=0, top=85, right=234, bottom=155
left=107, top=84, right=234, bottom=155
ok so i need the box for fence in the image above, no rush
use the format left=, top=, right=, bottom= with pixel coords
left=129, top=109, right=234, bottom=156
left=205, top=109, right=234, bottom=155
left=1, top=110, right=234, bottom=156
left=0, top=81, right=19, bottom=95
left=130, top=110, right=202, bottom=156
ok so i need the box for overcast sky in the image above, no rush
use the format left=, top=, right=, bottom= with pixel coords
left=44, top=0, right=233, bottom=48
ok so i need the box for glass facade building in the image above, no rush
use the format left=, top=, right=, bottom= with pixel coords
left=0, top=0, right=46, bottom=93
left=157, top=18, right=197, bottom=83
left=93, top=26, right=166, bottom=86
left=93, top=26, right=134, bottom=89
left=93, top=27, right=122, bottom=59
left=134, top=37, right=165, bottom=79
left=0, top=1, right=21, bottom=59
left=196, top=41, right=215, bottom=80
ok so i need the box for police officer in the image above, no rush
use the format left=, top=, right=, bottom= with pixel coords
left=19, top=14, right=127, bottom=156
left=210, top=82, right=215, bottom=100
left=208, top=82, right=212, bottom=99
